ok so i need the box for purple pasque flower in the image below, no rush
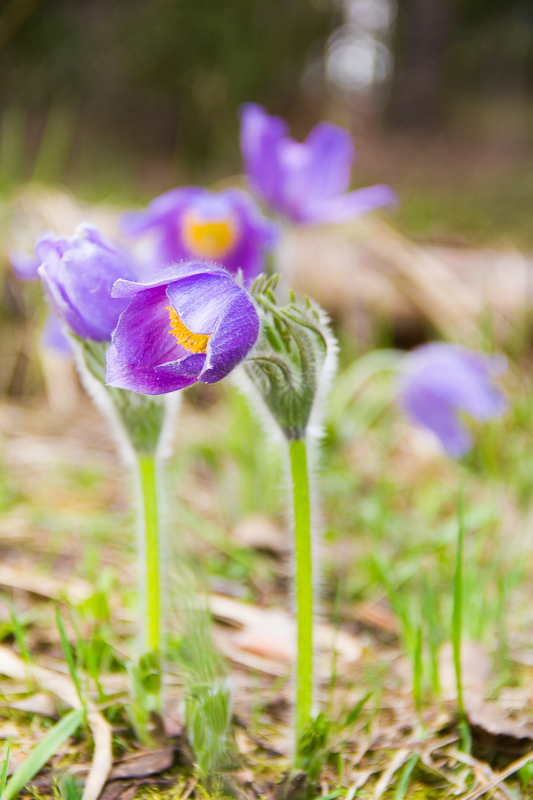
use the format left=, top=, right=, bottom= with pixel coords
left=398, top=343, right=507, bottom=458
left=240, top=103, right=397, bottom=225
left=37, top=225, right=138, bottom=342
left=121, top=187, right=276, bottom=285
left=106, top=261, right=260, bottom=395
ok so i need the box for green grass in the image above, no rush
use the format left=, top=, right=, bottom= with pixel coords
left=1, top=312, right=533, bottom=796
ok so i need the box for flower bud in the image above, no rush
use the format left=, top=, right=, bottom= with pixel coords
left=243, top=276, right=337, bottom=440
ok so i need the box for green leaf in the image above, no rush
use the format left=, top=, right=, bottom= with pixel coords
left=342, top=691, right=373, bottom=729
left=518, top=761, right=533, bottom=790
left=0, top=739, right=11, bottom=798
left=4, top=707, right=84, bottom=800
left=394, top=754, right=419, bottom=800
left=56, top=608, right=84, bottom=705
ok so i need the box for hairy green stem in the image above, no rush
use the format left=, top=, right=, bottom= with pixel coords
left=289, top=438, right=313, bottom=761
left=138, top=454, right=160, bottom=657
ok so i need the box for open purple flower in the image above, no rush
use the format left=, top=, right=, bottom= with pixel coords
left=240, top=103, right=397, bottom=224
left=37, top=225, right=138, bottom=342
left=106, top=261, right=260, bottom=395
left=121, top=187, right=276, bottom=285
left=398, top=343, right=507, bottom=457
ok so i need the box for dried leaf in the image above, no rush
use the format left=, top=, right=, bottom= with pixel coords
left=210, top=594, right=362, bottom=669
left=439, top=642, right=533, bottom=749
left=109, top=748, right=174, bottom=780
left=0, top=564, right=92, bottom=604
left=438, top=641, right=492, bottom=700
left=2, top=692, right=57, bottom=718
left=232, top=515, right=287, bottom=554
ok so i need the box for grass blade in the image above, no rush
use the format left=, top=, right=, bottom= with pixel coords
left=342, top=690, right=373, bottom=729
left=56, top=607, right=84, bottom=705
left=4, top=707, right=84, bottom=799
left=0, top=739, right=10, bottom=797
left=394, top=753, right=419, bottom=800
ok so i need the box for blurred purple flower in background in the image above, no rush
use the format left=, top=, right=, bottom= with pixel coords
left=106, top=262, right=260, bottom=395
left=37, top=225, right=137, bottom=342
left=121, top=187, right=276, bottom=285
left=240, top=103, right=397, bottom=224
left=398, top=343, right=507, bottom=457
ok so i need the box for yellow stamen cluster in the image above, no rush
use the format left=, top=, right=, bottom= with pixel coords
left=182, top=211, right=237, bottom=258
left=166, top=307, right=210, bottom=354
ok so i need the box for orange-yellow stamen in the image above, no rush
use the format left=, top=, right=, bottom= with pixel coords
left=182, top=211, right=237, bottom=258
left=166, top=307, right=210, bottom=354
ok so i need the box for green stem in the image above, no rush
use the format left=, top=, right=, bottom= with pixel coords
left=138, top=454, right=160, bottom=656
left=452, top=477, right=471, bottom=752
left=289, top=438, right=313, bottom=761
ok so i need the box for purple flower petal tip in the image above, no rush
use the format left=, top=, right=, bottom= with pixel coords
left=239, top=102, right=396, bottom=224
left=10, top=249, right=41, bottom=281
left=398, top=342, right=507, bottom=457
left=36, top=226, right=138, bottom=342
left=120, top=186, right=276, bottom=285
left=40, top=312, right=72, bottom=357
left=106, top=262, right=260, bottom=395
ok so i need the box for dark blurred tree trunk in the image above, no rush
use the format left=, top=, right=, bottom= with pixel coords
left=386, top=0, right=455, bottom=129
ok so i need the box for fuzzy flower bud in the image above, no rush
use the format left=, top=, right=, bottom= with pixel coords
left=242, top=276, right=337, bottom=440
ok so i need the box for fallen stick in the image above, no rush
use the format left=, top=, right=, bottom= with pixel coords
left=462, top=748, right=533, bottom=800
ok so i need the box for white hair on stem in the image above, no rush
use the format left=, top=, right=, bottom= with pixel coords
left=68, top=332, right=181, bottom=656
left=232, top=298, right=339, bottom=731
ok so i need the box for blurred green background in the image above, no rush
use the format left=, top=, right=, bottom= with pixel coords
left=0, top=0, right=533, bottom=244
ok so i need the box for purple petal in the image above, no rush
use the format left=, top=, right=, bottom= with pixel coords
left=40, top=312, right=72, bottom=356
left=106, top=344, right=201, bottom=395
left=35, top=233, right=71, bottom=264
left=38, top=263, right=96, bottom=341
left=112, top=286, right=184, bottom=367
left=199, top=290, right=260, bottom=383
left=207, top=190, right=277, bottom=283
left=112, top=261, right=230, bottom=299
left=279, top=122, right=354, bottom=216
left=165, top=271, right=241, bottom=333
left=299, top=184, right=398, bottom=224
left=240, top=103, right=287, bottom=208
left=399, top=343, right=507, bottom=457
left=121, top=187, right=206, bottom=237
left=403, top=385, right=473, bottom=457
left=9, top=250, right=41, bottom=282
left=56, top=244, right=135, bottom=341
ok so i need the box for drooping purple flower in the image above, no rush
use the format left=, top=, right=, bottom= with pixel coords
left=398, top=343, right=507, bottom=457
left=36, top=225, right=138, bottom=342
left=106, top=261, right=260, bottom=395
left=240, top=103, right=397, bottom=225
left=121, top=187, right=277, bottom=285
